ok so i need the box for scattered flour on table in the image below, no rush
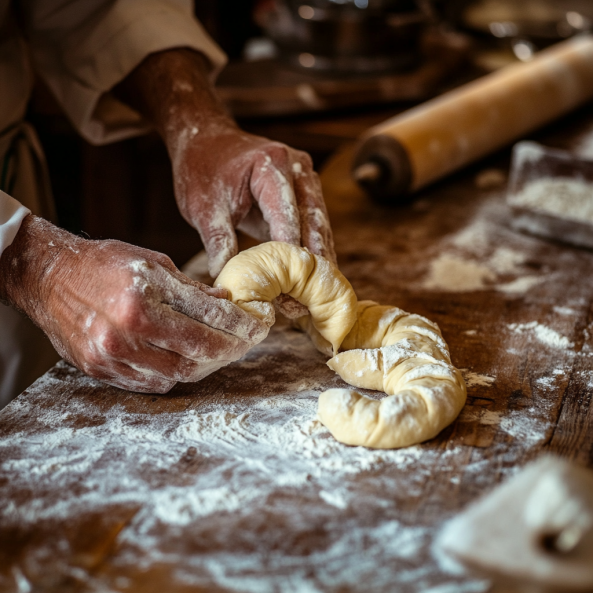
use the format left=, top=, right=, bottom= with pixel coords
left=499, top=410, right=551, bottom=445
left=462, top=371, right=495, bottom=388
left=422, top=255, right=495, bottom=292
left=421, top=249, right=541, bottom=293
left=496, top=276, right=542, bottom=294
left=0, top=312, right=554, bottom=593
left=535, top=368, right=566, bottom=388
left=508, top=321, right=574, bottom=349
left=536, top=377, right=554, bottom=389
left=554, top=306, right=576, bottom=316
left=0, top=328, right=492, bottom=593
left=509, top=177, right=593, bottom=223
left=420, top=202, right=542, bottom=294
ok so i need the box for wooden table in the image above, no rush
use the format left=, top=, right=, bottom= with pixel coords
left=2, top=106, right=593, bottom=593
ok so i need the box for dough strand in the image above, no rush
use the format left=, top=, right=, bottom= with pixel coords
left=216, top=242, right=466, bottom=449
left=215, top=241, right=358, bottom=354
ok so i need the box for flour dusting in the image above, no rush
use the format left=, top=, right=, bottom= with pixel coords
left=0, top=325, right=490, bottom=593
left=508, top=321, right=573, bottom=349
left=422, top=255, right=495, bottom=292
left=509, top=177, right=593, bottom=223
left=499, top=410, right=551, bottom=444
left=462, top=371, right=495, bottom=388
left=420, top=202, right=542, bottom=294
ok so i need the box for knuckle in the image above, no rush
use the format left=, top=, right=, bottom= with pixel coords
left=114, top=294, right=148, bottom=333
left=296, top=150, right=313, bottom=169
left=266, top=143, right=291, bottom=167
left=96, top=327, right=124, bottom=358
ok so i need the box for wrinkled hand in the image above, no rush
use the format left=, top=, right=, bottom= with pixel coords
left=0, top=217, right=269, bottom=393
left=171, top=127, right=336, bottom=279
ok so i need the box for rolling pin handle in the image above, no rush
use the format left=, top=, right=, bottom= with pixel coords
left=353, top=162, right=382, bottom=184
left=352, top=134, right=413, bottom=204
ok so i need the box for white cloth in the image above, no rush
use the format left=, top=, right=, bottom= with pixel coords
left=4, top=0, right=227, bottom=145
left=0, top=190, right=29, bottom=255
left=0, top=0, right=228, bottom=406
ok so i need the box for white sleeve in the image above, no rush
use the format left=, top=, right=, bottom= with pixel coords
left=22, top=0, right=228, bottom=145
left=0, top=191, right=30, bottom=258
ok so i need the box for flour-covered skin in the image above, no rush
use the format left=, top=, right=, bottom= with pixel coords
left=115, top=49, right=336, bottom=289
left=0, top=216, right=270, bottom=393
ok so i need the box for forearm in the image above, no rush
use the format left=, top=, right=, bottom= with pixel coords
left=114, top=48, right=235, bottom=149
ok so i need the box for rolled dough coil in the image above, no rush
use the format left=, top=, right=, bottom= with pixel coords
left=216, top=242, right=466, bottom=449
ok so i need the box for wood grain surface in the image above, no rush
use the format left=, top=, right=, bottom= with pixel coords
left=1, top=108, right=593, bottom=593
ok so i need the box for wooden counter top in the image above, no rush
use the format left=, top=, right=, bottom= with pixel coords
left=1, top=108, right=593, bottom=593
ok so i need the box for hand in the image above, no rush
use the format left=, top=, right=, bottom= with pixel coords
left=171, top=126, right=336, bottom=278
left=114, top=49, right=336, bottom=282
left=0, top=216, right=270, bottom=393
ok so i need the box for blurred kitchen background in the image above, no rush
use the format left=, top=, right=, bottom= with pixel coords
left=29, top=0, right=593, bottom=266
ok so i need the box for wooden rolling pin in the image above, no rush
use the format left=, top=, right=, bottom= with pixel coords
left=353, top=35, right=593, bottom=202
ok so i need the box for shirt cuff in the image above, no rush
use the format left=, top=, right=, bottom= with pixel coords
left=0, top=191, right=30, bottom=258
left=33, top=3, right=227, bottom=145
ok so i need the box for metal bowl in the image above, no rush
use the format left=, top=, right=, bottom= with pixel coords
left=260, top=0, right=431, bottom=74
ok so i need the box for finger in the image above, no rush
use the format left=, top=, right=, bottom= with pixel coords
left=202, top=285, right=228, bottom=299
left=293, top=162, right=337, bottom=264
left=189, top=196, right=238, bottom=278
left=153, top=267, right=270, bottom=343
left=84, top=317, right=211, bottom=383
left=83, top=310, right=240, bottom=386
left=83, top=358, right=176, bottom=394
left=250, top=149, right=301, bottom=246
left=144, top=305, right=257, bottom=364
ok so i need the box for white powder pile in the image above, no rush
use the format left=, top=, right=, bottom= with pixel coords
left=422, top=254, right=496, bottom=292
left=509, top=177, right=593, bottom=223
left=554, top=306, right=576, bottom=316
left=508, top=321, right=574, bottom=350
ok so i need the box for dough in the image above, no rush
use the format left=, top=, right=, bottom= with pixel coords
left=215, top=241, right=358, bottom=354
left=216, top=242, right=466, bottom=449
left=301, top=301, right=466, bottom=449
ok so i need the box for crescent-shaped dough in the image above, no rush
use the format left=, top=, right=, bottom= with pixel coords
left=216, top=242, right=466, bottom=449
left=215, top=242, right=358, bottom=354
left=302, top=301, right=466, bottom=448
